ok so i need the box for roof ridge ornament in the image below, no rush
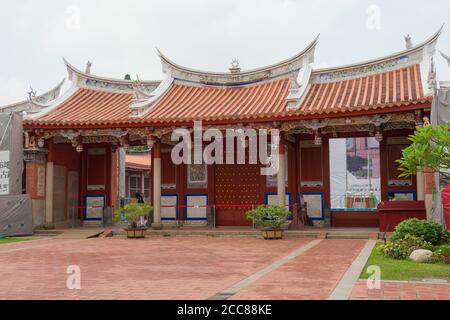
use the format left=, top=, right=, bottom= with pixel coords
left=27, top=87, right=37, bottom=101
left=85, top=61, right=92, bottom=74
left=405, top=35, right=413, bottom=50
left=229, top=58, right=241, bottom=74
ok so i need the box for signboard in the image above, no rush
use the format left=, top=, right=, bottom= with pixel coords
left=161, top=195, right=178, bottom=220
left=185, top=195, right=208, bottom=220
left=37, top=166, right=46, bottom=197
left=85, top=195, right=105, bottom=220
left=266, top=194, right=291, bottom=208
left=0, top=151, right=10, bottom=195
left=303, top=193, right=325, bottom=220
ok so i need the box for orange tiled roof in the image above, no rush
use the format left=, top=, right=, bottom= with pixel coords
left=301, top=64, right=430, bottom=115
left=31, top=88, right=135, bottom=126
left=126, top=153, right=151, bottom=170
left=144, top=64, right=430, bottom=124
left=144, top=79, right=291, bottom=123
left=27, top=65, right=431, bottom=127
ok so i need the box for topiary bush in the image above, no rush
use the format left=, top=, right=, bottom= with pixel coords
left=246, top=205, right=291, bottom=229
left=390, top=219, right=446, bottom=245
left=381, top=234, right=433, bottom=259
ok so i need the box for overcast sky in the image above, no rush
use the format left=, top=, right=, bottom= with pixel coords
left=0, top=0, right=449, bottom=105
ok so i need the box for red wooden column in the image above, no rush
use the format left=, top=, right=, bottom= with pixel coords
left=152, top=139, right=163, bottom=230
left=110, top=148, right=119, bottom=210
left=322, top=138, right=331, bottom=212
left=45, top=140, right=54, bottom=228
left=277, top=136, right=286, bottom=207
left=379, top=138, right=388, bottom=202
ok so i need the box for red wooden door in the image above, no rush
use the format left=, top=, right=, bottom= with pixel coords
left=214, top=163, right=262, bottom=226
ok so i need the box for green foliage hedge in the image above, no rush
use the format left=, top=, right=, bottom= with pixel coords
left=382, top=234, right=432, bottom=259
left=381, top=219, right=449, bottom=263
left=390, top=218, right=447, bottom=245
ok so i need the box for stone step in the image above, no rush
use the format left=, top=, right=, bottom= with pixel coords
left=34, top=230, right=63, bottom=237
left=326, top=233, right=372, bottom=240
left=112, top=229, right=377, bottom=240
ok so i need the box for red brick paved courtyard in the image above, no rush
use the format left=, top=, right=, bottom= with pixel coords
left=231, top=239, right=366, bottom=300
left=0, top=237, right=312, bottom=300
left=351, top=280, right=450, bottom=300
left=0, top=236, right=448, bottom=300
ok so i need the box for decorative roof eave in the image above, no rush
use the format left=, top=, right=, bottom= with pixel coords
left=311, top=25, right=443, bottom=84
left=63, top=57, right=161, bottom=94
left=0, top=79, right=65, bottom=113
left=126, top=163, right=152, bottom=170
left=25, top=84, right=80, bottom=121
left=130, top=76, right=174, bottom=117
left=440, top=50, right=450, bottom=68
left=438, top=48, right=450, bottom=88
left=157, top=35, right=319, bottom=86
left=286, top=60, right=313, bottom=110
left=23, top=100, right=431, bottom=131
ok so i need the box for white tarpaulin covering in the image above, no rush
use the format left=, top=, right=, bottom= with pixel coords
left=430, top=85, right=450, bottom=225
left=330, top=138, right=381, bottom=209
left=431, top=85, right=450, bottom=126
left=0, top=113, right=32, bottom=236
left=0, top=195, right=33, bottom=236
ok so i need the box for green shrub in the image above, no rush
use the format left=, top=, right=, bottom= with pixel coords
left=246, top=205, right=291, bottom=229
left=381, top=234, right=433, bottom=259
left=391, top=219, right=445, bottom=244
left=440, top=229, right=450, bottom=244
left=114, top=203, right=153, bottom=228
left=428, top=244, right=450, bottom=264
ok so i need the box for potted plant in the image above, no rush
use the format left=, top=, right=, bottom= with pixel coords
left=114, top=203, right=153, bottom=239
left=246, top=205, right=291, bottom=240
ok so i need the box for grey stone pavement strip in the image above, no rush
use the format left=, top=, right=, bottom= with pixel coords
left=208, top=239, right=323, bottom=300
left=328, top=240, right=376, bottom=300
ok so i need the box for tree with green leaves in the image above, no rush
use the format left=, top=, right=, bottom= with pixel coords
left=397, top=124, right=450, bottom=184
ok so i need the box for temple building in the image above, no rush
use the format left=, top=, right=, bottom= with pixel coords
left=7, top=28, right=445, bottom=229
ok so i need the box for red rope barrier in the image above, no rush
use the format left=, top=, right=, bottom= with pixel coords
left=160, top=204, right=295, bottom=208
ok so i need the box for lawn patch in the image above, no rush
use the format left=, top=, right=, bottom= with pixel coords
left=0, top=237, right=39, bottom=245
left=360, top=243, right=450, bottom=281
